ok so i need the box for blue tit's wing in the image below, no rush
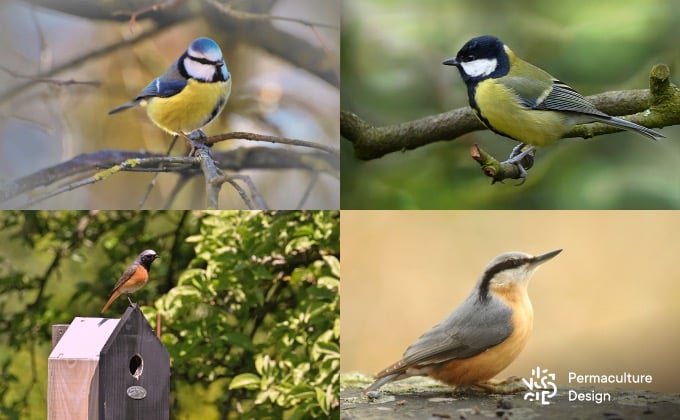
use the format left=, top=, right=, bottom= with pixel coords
left=108, top=62, right=187, bottom=114
left=137, top=76, right=187, bottom=99
left=136, top=62, right=188, bottom=99
left=375, top=293, right=512, bottom=378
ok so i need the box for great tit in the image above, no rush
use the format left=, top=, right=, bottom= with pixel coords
left=443, top=35, right=663, bottom=179
left=109, top=37, right=231, bottom=137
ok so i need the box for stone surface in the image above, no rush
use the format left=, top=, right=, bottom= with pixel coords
left=341, top=373, right=680, bottom=419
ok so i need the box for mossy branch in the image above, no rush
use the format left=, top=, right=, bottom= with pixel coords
left=342, top=65, right=680, bottom=173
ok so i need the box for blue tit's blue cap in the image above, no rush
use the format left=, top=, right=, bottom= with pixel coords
left=188, top=37, right=224, bottom=63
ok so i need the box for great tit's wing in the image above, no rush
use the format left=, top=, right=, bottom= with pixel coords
left=499, top=75, right=608, bottom=116
left=518, top=79, right=663, bottom=139
left=375, top=294, right=512, bottom=378
left=533, top=81, right=609, bottom=116
left=495, top=67, right=663, bottom=140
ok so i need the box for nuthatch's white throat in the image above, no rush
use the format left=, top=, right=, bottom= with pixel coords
left=366, top=249, right=562, bottom=393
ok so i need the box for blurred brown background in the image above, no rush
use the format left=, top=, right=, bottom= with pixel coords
left=341, top=211, right=680, bottom=392
left=0, top=0, right=339, bottom=209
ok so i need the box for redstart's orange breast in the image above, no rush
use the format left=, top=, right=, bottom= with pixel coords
left=101, top=249, right=159, bottom=314
left=366, top=249, right=561, bottom=393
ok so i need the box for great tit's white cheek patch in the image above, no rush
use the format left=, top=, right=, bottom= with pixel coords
left=184, top=58, right=217, bottom=82
left=461, top=58, right=497, bottom=78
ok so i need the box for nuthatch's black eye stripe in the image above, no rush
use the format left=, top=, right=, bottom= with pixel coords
left=478, top=257, right=530, bottom=302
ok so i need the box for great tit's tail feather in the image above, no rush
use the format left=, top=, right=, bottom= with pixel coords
left=598, top=115, right=664, bottom=140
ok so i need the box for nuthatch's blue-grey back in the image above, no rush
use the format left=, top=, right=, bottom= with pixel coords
left=366, top=249, right=561, bottom=393
left=109, top=37, right=231, bottom=136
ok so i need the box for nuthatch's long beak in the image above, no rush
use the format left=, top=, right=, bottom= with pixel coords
left=532, top=249, right=562, bottom=266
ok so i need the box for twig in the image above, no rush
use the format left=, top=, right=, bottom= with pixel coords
left=0, top=65, right=100, bottom=87
left=208, top=131, right=338, bottom=155
left=138, top=135, right=180, bottom=209
left=112, top=0, right=183, bottom=33
left=203, top=0, right=338, bottom=29
left=297, top=172, right=319, bottom=208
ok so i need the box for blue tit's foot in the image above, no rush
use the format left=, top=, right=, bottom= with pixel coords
left=470, top=376, right=529, bottom=394
left=501, top=144, right=535, bottom=185
left=183, top=130, right=211, bottom=156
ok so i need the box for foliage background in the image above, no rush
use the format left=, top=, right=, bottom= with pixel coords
left=0, top=210, right=339, bottom=419
left=341, top=0, right=680, bottom=209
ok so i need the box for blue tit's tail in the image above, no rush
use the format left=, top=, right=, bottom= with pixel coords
left=595, top=115, right=664, bottom=140
left=108, top=99, right=142, bottom=115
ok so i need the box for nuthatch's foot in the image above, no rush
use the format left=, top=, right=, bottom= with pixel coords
left=470, top=376, right=529, bottom=394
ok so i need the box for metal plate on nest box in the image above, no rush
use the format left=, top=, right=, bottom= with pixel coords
left=127, top=385, right=147, bottom=400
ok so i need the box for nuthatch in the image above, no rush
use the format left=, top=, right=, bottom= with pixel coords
left=366, top=249, right=562, bottom=393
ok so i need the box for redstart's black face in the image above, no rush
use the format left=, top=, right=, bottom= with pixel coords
left=138, top=249, right=159, bottom=270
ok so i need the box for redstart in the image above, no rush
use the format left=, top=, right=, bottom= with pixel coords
left=366, top=249, right=561, bottom=394
left=101, top=249, right=159, bottom=314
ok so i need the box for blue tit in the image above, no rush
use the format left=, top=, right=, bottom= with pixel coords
left=109, top=37, right=231, bottom=137
left=443, top=35, right=663, bottom=178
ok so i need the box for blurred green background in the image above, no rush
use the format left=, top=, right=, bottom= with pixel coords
left=0, top=211, right=339, bottom=419
left=341, top=0, right=680, bottom=209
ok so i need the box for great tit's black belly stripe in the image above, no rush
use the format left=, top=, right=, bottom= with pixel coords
left=467, top=82, right=522, bottom=142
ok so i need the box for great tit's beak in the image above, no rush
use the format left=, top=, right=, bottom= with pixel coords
left=442, top=57, right=459, bottom=67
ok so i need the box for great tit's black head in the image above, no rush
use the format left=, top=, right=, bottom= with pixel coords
left=443, top=35, right=510, bottom=83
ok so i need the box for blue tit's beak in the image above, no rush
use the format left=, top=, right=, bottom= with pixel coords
left=442, top=57, right=459, bottom=67
left=216, top=60, right=224, bottom=67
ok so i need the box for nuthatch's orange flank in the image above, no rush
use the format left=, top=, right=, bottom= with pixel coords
left=366, top=249, right=561, bottom=393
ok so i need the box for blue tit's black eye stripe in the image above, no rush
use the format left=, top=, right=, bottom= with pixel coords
left=178, top=52, right=229, bottom=83
left=188, top=54, right=222, bottom=66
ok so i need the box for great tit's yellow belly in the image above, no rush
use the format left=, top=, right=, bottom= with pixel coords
left=473, top=79, right=567, bottom=147
left=146, top=78, right=231, bottom=135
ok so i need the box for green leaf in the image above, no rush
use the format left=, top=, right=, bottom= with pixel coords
left=228, top=373, right=261, bottom=390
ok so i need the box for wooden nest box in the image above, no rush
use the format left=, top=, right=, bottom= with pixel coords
left=48, top=305, right=170, bottom=419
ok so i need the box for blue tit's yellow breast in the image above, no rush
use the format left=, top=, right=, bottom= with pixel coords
left=474, top=79, right=568, bottom=147
left=146, top=78, right=231, bottom=135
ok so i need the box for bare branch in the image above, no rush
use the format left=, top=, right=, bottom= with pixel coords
left=208, top=131, right=339, bottom=155
left=0, top=145, right=335, bottom=208
left=342, top=64, right=680, bottom=162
